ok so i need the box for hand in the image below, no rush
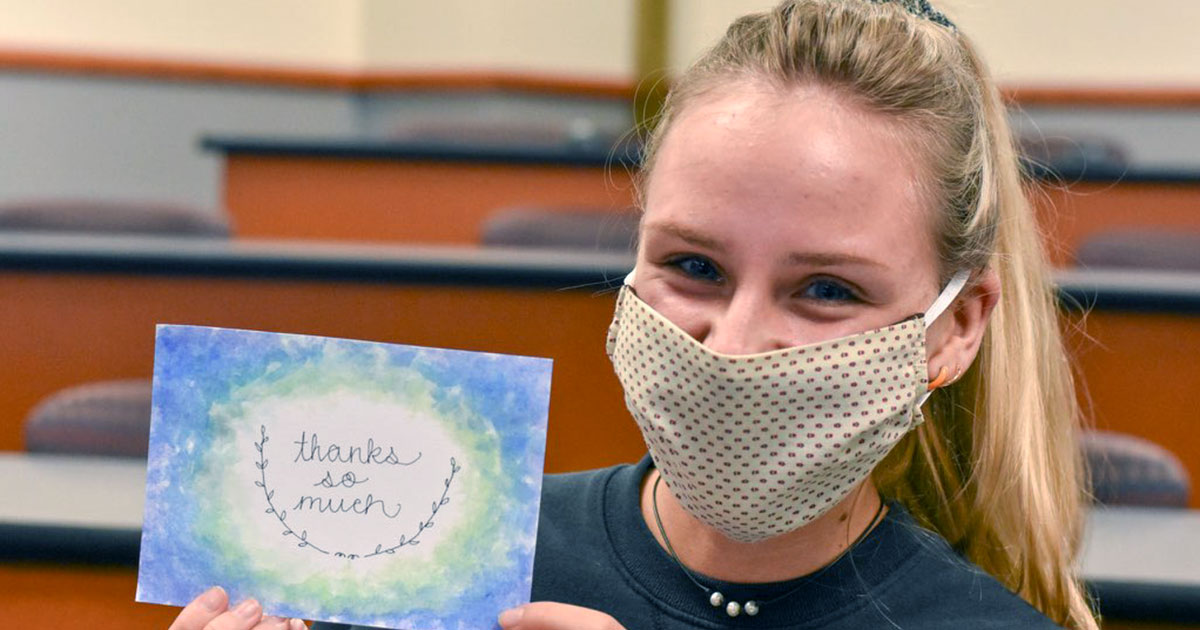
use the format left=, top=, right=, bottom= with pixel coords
left=498, top=602, right=626, bottom=630
left=168, top=586, right=307, bottom=630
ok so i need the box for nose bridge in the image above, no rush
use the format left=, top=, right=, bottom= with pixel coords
left=704, top=286, right=785, bottom=355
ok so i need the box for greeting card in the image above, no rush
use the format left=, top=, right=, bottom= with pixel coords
left=136, top=325, right=552, bottom=629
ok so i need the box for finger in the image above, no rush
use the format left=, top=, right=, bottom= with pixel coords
left=201, top=598, right=264, bottom=630
left=498, top=602, right=625, bottom=630
left=251, top=616, right=292, bottom=629
left=169, top=586, right=229, bottom=630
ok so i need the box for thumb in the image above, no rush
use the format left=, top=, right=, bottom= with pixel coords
left=498, top=602, right=624, bottom=630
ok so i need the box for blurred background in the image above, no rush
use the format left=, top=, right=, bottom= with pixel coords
left=0, top=0, right=1197, bottom=212
left=0, top=1, right=1197, bottom=628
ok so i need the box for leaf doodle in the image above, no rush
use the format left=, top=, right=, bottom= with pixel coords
left=255, top=425, right=329, bottom=555
left=254, top=424, right=462, bottom=560
left=359, top=458, right=461, bottom=559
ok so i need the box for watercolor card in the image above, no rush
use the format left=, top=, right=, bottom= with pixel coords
left=136, top=325, right=552, bottom=629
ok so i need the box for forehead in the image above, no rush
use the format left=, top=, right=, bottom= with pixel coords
left=642, top=83, right=936, bottom=273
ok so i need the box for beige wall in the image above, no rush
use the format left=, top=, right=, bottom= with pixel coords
left=0, top=0, right=635, bottom=78
left=359, top=0, right=634, bottom=78
left=0, top=0, right=361, bottom=68
left=668, top=0, right=1200, bottom=86
left=947, top=0, right=1200, bottom=86
left=0, top=0, right=1196, bottom=86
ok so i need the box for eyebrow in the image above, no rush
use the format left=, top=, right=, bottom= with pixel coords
left=644, top=221, right=725, bottom=252
left=785, top=252, right=886, bottom=269
left=643, top=220, right=887, bottom=269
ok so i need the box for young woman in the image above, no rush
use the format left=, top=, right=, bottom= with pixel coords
left=170, top=1, right=1095, bottom=628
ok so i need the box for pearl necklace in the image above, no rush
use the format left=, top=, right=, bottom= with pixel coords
left=650, top=475, right=887, bottom=619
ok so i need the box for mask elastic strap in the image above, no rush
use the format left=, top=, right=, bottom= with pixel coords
left=623, top=269, right=636, bottom=287
left=916, top=269, right=971, bottom=406
left=922, top=270, right=970, bottom=329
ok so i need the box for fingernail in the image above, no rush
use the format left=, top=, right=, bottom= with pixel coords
left=234, top=598, right=261, bottom=619
left=498, top=606, right=524, bottom=628
left=288, top=619, right=307, bottom=630
left=200, top=586, right=226, bottom=611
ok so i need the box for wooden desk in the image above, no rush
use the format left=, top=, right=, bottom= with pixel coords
left=0, top=234, right=643, bottom=473
left=204, top=137, right=637, bottom=245
left=0, top=454, right=170, bottom=629
left=1034, top=170, right=1200, bottom=267
left=1, top=453, right=1197, bottom=627
left=205, top=137, right=1200, bottom=267
left=1, top=234, right=1198, bottom=498
left=1082, top=506, right=1200, bottom=625
left=0, top=452, right=141, bottom=530
left=1083, top=507, right=1200, bottom=586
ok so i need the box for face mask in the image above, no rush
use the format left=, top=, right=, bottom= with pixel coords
left=605, top=270, right=970, bottom=543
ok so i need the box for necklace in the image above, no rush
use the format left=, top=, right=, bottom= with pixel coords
left=651, top=475, right=888, bottom=618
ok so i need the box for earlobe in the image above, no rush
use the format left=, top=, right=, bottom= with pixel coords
left=927, top=365, right=950, bottom=390
left=926, top=363, right=962, bottom=391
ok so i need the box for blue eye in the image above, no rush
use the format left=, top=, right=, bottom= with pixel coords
left=670, top=255, right=723, bottom=283
left=803, top=279, right=857, bottom=302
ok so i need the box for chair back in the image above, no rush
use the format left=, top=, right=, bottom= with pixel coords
left=481, top=207, right=638, bottom=252
left=1083, top=429, right=1191, bottom=508
left=1077, top=230, right=1200, bottom=271
left=25, top=379, right=153, bottom=458
left=0, top=200, right=230, bottom=237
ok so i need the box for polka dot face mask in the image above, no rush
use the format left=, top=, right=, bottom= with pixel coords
left=605, top=270, right=970, bottom=542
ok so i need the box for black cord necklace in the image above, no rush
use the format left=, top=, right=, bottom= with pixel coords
left=651, top=475, right=888, bottom=618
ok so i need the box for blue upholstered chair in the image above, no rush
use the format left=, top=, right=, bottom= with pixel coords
left=0, top=199, right=229, bottom=237
left=24, top=379, right=153, bottom=458
left=1082, top=429, right=1191, bottom=508
left=1077, top=230, right=1200, bottom=272
left=481, top=207, right=639, bottom=252
left=12, top=199, right=228, bottom=457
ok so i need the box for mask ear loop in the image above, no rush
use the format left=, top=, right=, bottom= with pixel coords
left=916, top=269, right=972, bottom=406
left=624, top=269, right=636, bottom=287
left=922, top=270, right=970, bottom=328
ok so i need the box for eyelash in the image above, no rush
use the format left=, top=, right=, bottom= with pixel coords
left=664, top=255, right=861, bottom=303
left=669, top=254, right=723, bottom=283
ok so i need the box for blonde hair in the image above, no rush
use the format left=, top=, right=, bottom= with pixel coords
left=637, top=1, right=1095, bottom=628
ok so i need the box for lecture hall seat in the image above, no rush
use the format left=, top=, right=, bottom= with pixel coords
left=1077, top=229, right=1200, bottom=272
left=0, top=199, right=229, bottom=237
left=24, top=379, right=153, bottom=458
left=480, top=206, right=639, bottom=252
left=1083, top=430, right=1191, bottom=508
left=9, top=199, right=229, bottom=456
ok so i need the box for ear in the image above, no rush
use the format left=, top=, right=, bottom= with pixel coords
left=925, top=268, right=1000, bottom=383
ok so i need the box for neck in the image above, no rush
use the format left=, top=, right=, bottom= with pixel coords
left=639, top=468, right=886, bottom=583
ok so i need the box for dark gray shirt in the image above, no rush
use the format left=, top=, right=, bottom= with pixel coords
left=330, top=456, right=1061, bottom=629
